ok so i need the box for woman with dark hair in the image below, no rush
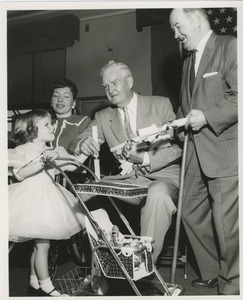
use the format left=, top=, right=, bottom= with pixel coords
left=50, top=78, right=92, bottom=150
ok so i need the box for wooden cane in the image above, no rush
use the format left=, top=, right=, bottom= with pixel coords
left=171, top=133, right=189, bottom=283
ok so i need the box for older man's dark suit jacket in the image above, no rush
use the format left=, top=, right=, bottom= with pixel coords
left=177, top=32, right=238, bottom=177
left=69, top=94, right=182, bottom=187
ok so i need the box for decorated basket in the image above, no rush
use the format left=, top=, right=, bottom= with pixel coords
left=85, top=209, right=154, bottom=281
left=74, top=181, right=148, bottom=198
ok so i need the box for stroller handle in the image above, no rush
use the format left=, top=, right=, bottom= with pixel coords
left=54, top=157, right=100, bottom=182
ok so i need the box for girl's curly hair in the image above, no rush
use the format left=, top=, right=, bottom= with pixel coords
left=11, top=109, right=51, bottom=145
left=11, top=112, right=31, bottom=146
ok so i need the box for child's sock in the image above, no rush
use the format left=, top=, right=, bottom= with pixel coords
left=39, top=277, right=60, bottom=296
left=30, top=275, right=40, bottom=290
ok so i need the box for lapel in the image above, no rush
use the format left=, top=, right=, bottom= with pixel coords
left=137, top=94, right=146, bottom=129
left=136, top=94, right=151, bottom=130
left=110, top=107, right=128, bottom=141
left=190, top=32, right=217, bottom=108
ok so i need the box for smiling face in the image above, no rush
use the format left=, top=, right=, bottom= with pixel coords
left=51, top=87, right=75, bottom=116
left=102, top=65, right=133, bottom=108
left=170, top=9, right=202, bottom=51
left=35, top=116, right=55, bottom=143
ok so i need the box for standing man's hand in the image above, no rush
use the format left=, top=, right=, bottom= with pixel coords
left=185, top=109, right=207, bottom=131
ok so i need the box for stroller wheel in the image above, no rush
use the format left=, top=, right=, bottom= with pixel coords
left=91, top=275, right=109, bottom=295
left=165, top=284, right=184, bottom=296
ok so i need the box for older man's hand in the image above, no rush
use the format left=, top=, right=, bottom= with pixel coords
left=126, top=145, right=144, bottom=164
left=79, top=136, right=100, bottom=156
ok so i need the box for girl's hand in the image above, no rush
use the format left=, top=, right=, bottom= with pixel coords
left=45, top=146, right=72, bottom=163
left=45, top=151, right=60, bottom=162
left=54, top=146, right=74, bottom=159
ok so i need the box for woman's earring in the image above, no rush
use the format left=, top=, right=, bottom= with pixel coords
left=72, top=101, right=76, bottom=113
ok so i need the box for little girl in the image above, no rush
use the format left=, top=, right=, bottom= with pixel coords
left=9, top=109, right=87, bottom=297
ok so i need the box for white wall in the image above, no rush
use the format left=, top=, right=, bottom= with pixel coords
left=66, top=10, right=152, bottom=97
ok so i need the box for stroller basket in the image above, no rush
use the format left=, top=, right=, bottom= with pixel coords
left=85, top=209, right=154, bottom=281
left=90, top=234, right=154, bottom=280
left=55, top=267, right=95, bottom=296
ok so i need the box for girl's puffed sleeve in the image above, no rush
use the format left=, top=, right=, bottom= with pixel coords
left=8, top=148, right=26, bottom=181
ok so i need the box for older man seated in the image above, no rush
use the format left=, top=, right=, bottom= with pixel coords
left=68, top=60, right=182, bottom=264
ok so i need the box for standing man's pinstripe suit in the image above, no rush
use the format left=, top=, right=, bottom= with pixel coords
left=170, top=9, right=238, bottom=295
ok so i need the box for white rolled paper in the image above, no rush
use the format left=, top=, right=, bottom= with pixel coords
left=92, top=126, right=101, bottom=180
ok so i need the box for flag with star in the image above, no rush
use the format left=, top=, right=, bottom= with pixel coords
left=206, top=7, right=237, bottom=37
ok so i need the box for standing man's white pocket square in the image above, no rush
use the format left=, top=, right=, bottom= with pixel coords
left=203, top=72, right=218, bottom=78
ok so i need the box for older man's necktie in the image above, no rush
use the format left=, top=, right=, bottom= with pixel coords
left=123, top=107, right=136, bottom=139
left=189, top=50, right=196, bottom=96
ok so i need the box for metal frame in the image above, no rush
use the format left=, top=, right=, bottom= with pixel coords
left=47, top=158, right=182, bottom=296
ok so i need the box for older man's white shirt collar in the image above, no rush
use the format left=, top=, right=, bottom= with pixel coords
left=126, top=92, right=137, bottom=113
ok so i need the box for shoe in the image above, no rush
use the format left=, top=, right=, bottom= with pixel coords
left=191, top=278, right=218, bottom=289
left=39, top=288, right=70, bottom=297
left=27, top=285, right=42, bottom=296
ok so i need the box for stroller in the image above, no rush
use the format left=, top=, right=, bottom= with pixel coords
left=48, top=157, right=184, bottom=296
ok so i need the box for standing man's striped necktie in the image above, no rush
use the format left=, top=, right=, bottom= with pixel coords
left=189, top=50, right=197, bottom=96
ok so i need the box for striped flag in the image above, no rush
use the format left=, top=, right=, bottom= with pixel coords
left=206, top=7, right=237, bottom=36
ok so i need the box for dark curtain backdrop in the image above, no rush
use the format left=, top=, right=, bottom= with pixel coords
left=151, top=21, right=183, bottom=113
left=137, top=9, right=182, bottom=113
left=7, top=14, right=80, bottom=110
left=8, top=14, right=80, bottom=52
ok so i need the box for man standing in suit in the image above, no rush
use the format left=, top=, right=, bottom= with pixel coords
left=169, top=8, right=238, bottom=295
left=68, top=60, right=182, bottom=264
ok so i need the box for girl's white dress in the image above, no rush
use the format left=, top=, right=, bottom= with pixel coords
left=9, top=142, right=84, bottom=242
